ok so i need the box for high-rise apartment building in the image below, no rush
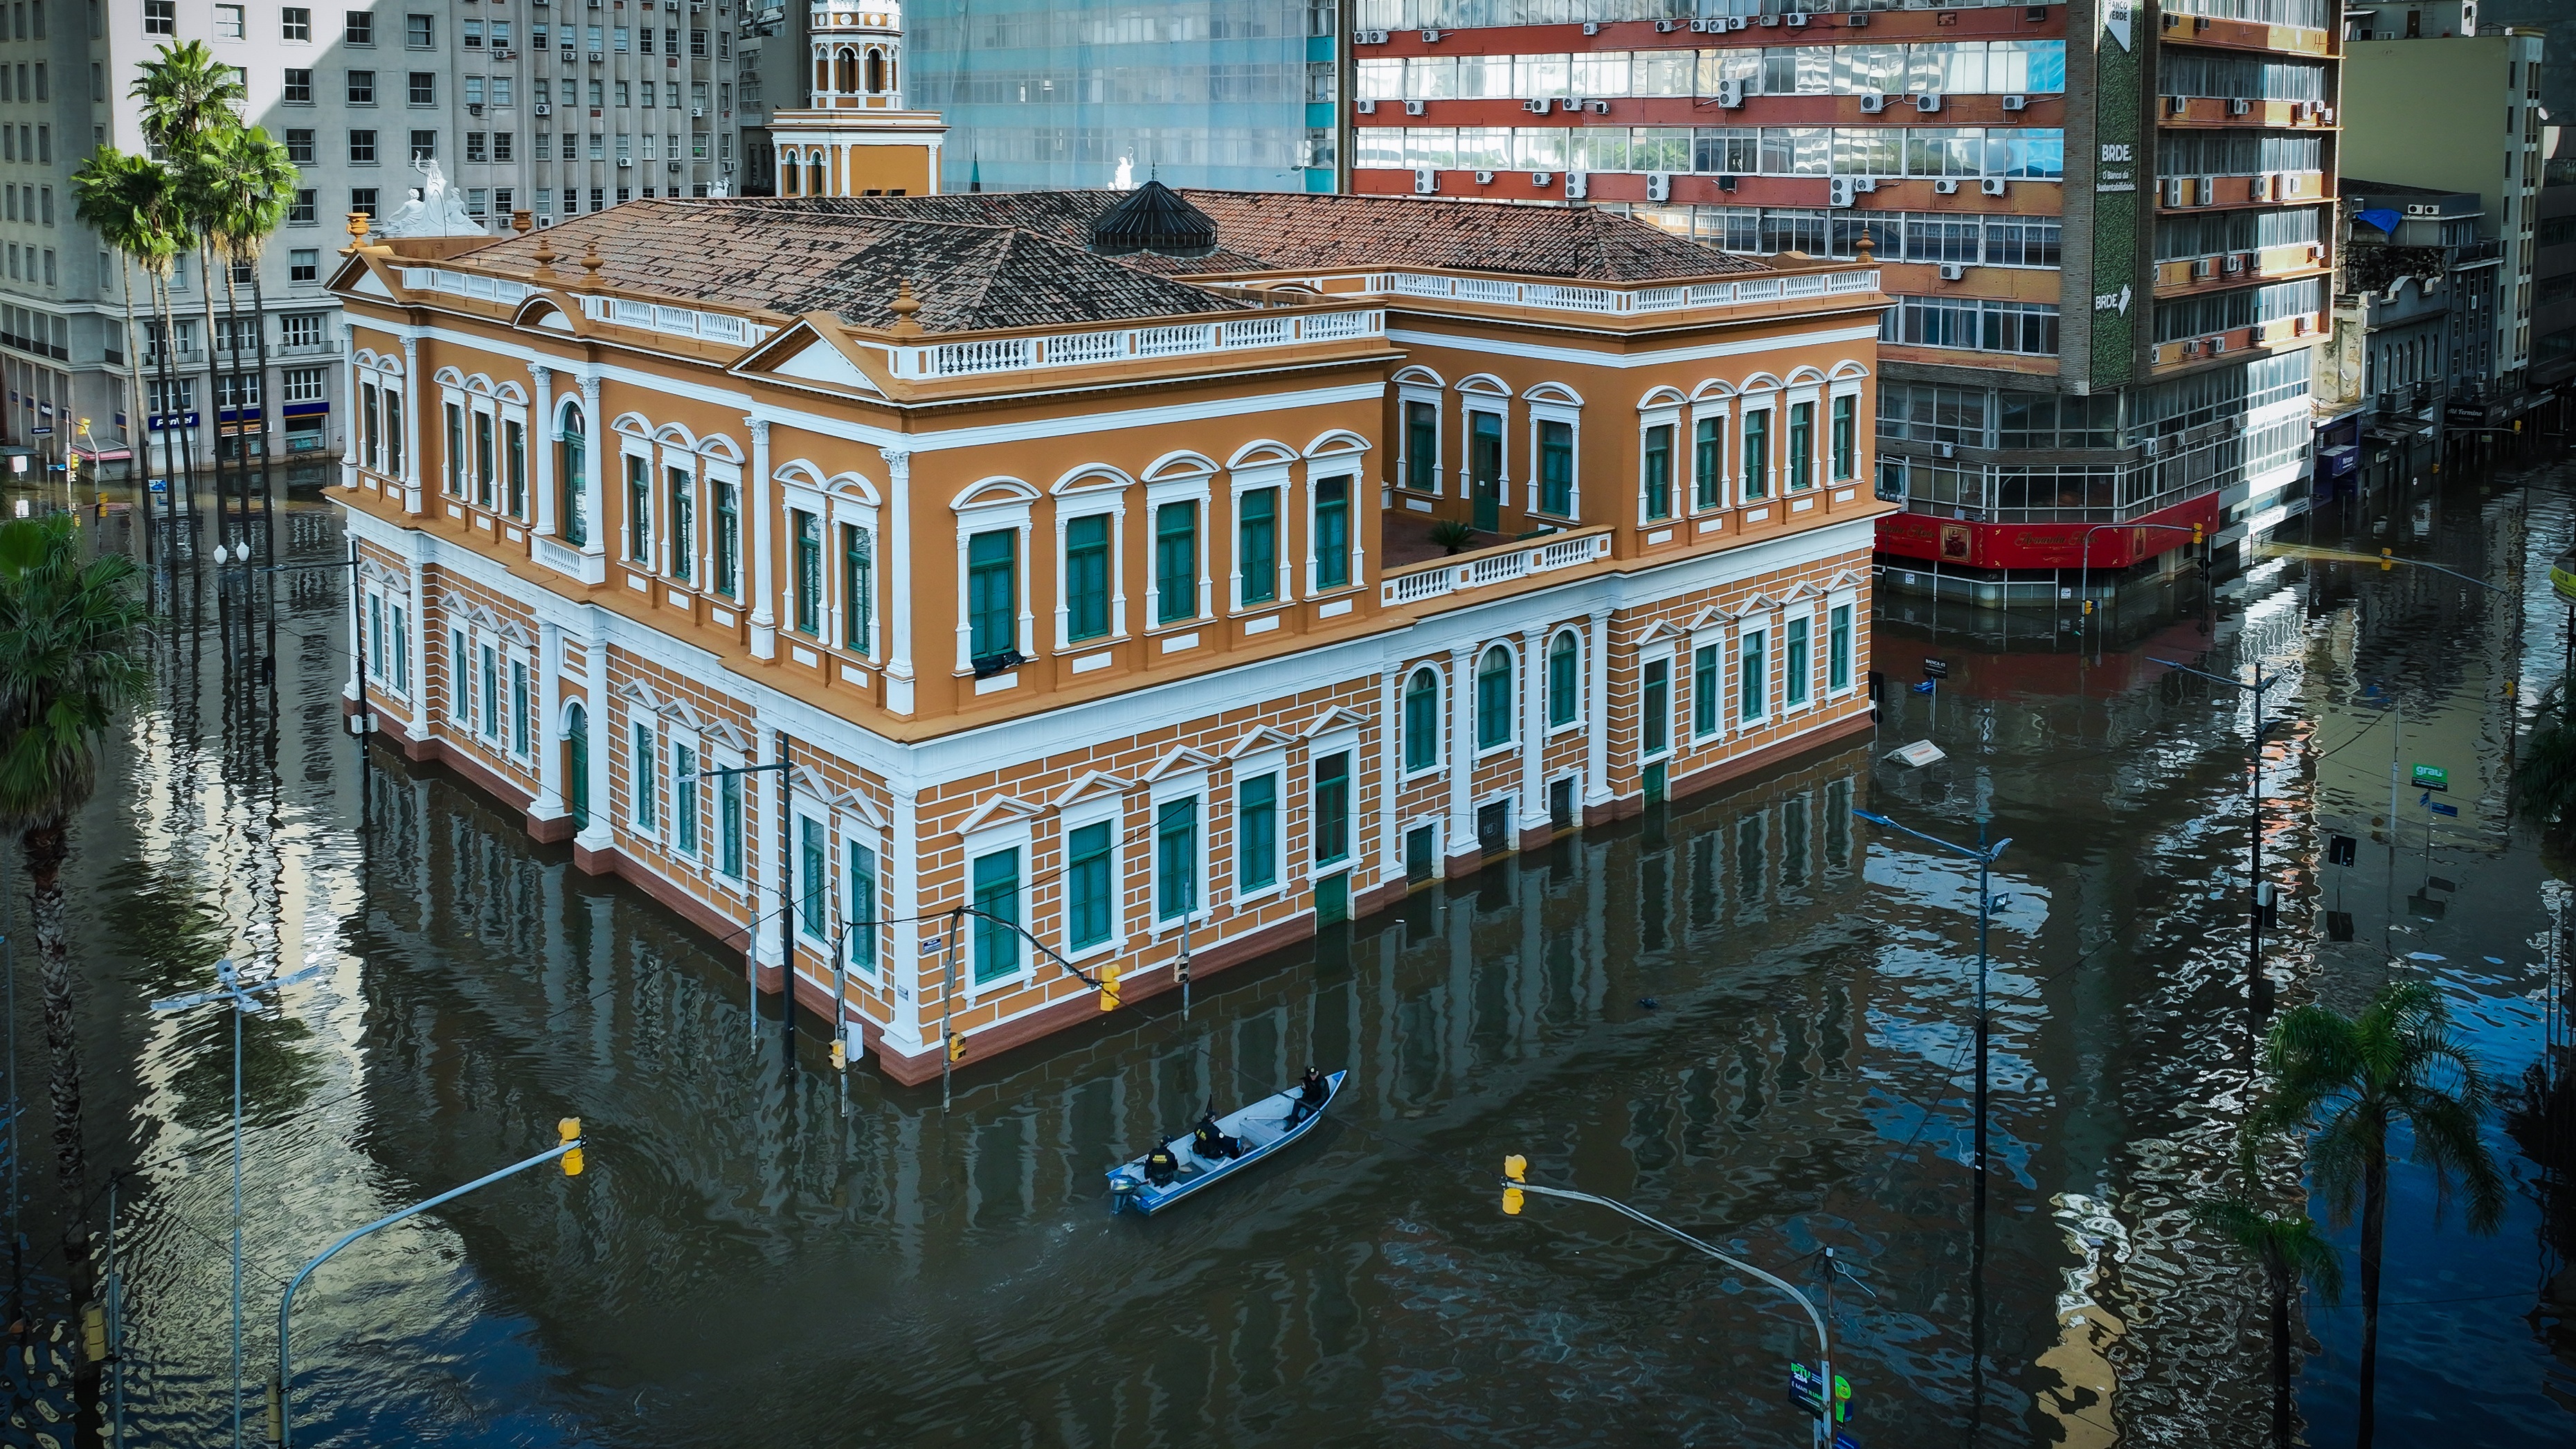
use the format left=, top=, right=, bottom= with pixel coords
left=2341, top=1, right=2543, bottom=435
left=901, top=0, right=1340, bottom=193
left=0, top=1, right=750, bottom=485
left=1346, top=0, right=2336, bottom=602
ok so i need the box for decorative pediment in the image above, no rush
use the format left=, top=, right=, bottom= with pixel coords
left=1142, top=744, right=1221, bottom=782
left=612, top=677, right=668, bottom=716
left=1227, top=725, right=1297, bottom=759
left=1052, top=769, right=1135, bottom=811
left=953, top=793, right=1044, bottom=838
left=357, top=558, right=405, bottom=590
left=1826, top=568, right=1865, bottom=592
left=1632, top=618, right=1686, bottom=647
left=829, top=784, right=890, bottom=831
left=1731, top=592, right=1781, bottom=619
left=700, top=717, right=755, bottom=754
left=1783, top=581, right=1825, bottom=602
left=1682, top=605, right=1728, bottom=633
left=1302, top=706, right=1368, bottom=739
left=773, top=336, right=881, bottom=395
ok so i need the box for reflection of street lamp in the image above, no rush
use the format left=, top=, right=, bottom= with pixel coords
left=679, top=747, right=794, bottom=1055
left=2151, top=658, right=2287, bottom=1012
left=2078, top=520, right=2202, bottom=651
left=274, top=1125, right=586, bottom=1448
left=1499, top=1158, right=1839, bottom=1448
left=148, top=956, right=321, bottom=1449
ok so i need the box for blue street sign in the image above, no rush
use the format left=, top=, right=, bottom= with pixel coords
left=2429, top=800, right=2458, bottom=818
left=1911, top=680, right=1937, bottom=694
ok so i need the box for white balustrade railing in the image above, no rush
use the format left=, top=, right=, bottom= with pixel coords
left=1377, top=528, right=1613, bottom=608
left=1351, top=269, right=1878, bottom=316
left=885, top=309, right=1387, bottom=380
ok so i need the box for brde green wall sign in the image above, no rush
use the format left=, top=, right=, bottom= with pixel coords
left=2090, top=1, right=2140, bottom=387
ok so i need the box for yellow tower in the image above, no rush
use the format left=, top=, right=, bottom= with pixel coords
left=769, top=3, right=946, bottom=197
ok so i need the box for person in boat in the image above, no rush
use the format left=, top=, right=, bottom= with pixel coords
left=1143, top=1138, right=1180, bottom=1187
left=1285, top=1066, right=1328, bottom=1126
left=1193, top=1110, right=1243, bottom=1161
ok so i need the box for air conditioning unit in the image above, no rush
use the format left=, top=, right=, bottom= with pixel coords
left=1475, top=170, right=1495, bottom=185
left=1759, top=13, right=1781, bottom=26
left=2307, top=242, right=2325, bottom=262
left=1715, top=80, right=1745, bottom=108
left=2195, top=177, right=2215, bottom=205
left=667, top=161, right=682, bottom=172
left=2299, top=100, right=2321, bottom=120
left=1916, top=93, right=1943, bottom=114
left=2025, top=3, right=2049, bottom=19
left=2165, top=95, right=2189, bottom=117
left=1531, top=170, right=1553, bottom=186
left=1413, top=166, right=1437, bottom=195
left=1851, top=177, right=1876, bottom=193
left=1566, top=172, right=1588, bottom=199
left=1582, top=21, right=1600, bottom=34
left=1655, top=18, right=1682, bottom=31
left=2162, top=177, right=2189, bottom=206
left=1523, top=98, right=1549, bottom=114
left=534, top=102, right=552, bottom=115
left=1359, top=29, right=1389, bottom=44
left=1716, top=174, right=1738, bottom=192
left=2190, top=258, right=2214, bottom=280
left=1786, top=12, right=1810, bottom=27
left=691, top=107, right=705, bottom=117
left=618, top=156, right=633, bottom=168
left=2001, top=93, right=2027, bottom=111
left=1859, top=91, right=1886, bottom=114
left=2279, top=173, right=2300, bottom=196
left=2194, top=15, right=2211, bottom=29
left=2222, top=253, right=2247, bottom=274
left=589, top=51, right=605, bottom=62
left=1728, top=15, right=1748, bottom=29
left=1938, top=263, right=1967, bottom=281
left=560, top=48, right=576, bottom=61
left=1403, top=99, right=1426, bottom=116
left=2182, top=339, right=2204, bottom=359
left=1933, top=179, right=1959, bottom=194
left=1829, top=178, right=1856, bottom=208
left=2208, top=336, right=2228, bottom=354
left=1421, top=28, right=1441, bottom=42
left=1557, top=97, right=1583, bottom=113
left=2320, top=106, right=2335, bottom=124
left=1586, top=100, right=1610, bottom=114
left=494, top=48, right=514, bottom=60
left=1646, top=172, right=1671, bottom=201
left=2291, top=315, right=2310, bottom=335
left=2142, top=435, right=2167, bottom=457
left=1846, top=11, right=1869, bottom=25
left=1355, top=100, right=1375, bottom=114
left=2251, top=174, right=2273, bottom=201
left=1980, top=178, right=2006, bottom=196
left=469, top=103, right=485, bottom=116
left=2228, top=98, right=2251, bottom=116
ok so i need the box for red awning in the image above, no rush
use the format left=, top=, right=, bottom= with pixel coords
left=73, top=447, right=134, bottom=462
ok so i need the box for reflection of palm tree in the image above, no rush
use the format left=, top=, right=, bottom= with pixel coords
left=0, top=516, right=150, bottom=1429
left=2513, top=680, right=2576, bottom=828
left=2195, top=1198, right=2341, bottom=1449
left=2248, top=980, right=2505, bottom=1447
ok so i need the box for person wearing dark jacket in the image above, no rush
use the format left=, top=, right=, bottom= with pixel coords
left=1193, top=1111, right=1243, bottom=1160
left=1286, top=1066, right=1328, bottom=1126
left=1143, top=1138, right=1180, bottom=1187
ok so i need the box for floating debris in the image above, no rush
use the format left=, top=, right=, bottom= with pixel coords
left=2406, top=952, right=2447, bottom=962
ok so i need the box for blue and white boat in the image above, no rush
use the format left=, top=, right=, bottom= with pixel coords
left=1106, top=1070, right=1347, bottom=1215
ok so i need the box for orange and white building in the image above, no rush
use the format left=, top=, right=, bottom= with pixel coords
left=329, top=168, right=1891, bottom=1081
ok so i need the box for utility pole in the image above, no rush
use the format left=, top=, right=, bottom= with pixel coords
left=2152, top=658, right=2286, bottom=1015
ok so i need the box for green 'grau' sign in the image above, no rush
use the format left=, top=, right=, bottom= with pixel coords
left=2411, top=764, right=2449, bottom=792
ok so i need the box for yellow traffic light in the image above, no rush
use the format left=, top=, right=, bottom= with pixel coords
left=1098, top=957, right=1120, bottom=1012
left=267, top=1377, right=284, bottom=1442
left=2192, top=523, right=2204, bottom=546
left=948, top=1029, right=966, bottom=1063
left=829, top=1038, right=847, bottom=1071
left=558, top=1117, right=584, bottom=1177
left=80, top=1302, right=107, bottom=1363
left=2381, top=548, right=2396, bottom=572
left=1502, top=1153, right=1527, bottom=1215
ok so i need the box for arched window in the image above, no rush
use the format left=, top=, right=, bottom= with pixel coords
left=865, top=48, right=886, bottom=93
left=780, top=154, right=799, bottom=195
left=1547, top=630, right=1579, bottom=727
left=1475, top=646, right=1513, bottom=749
left=564, top=701, right=590, bottom=828
left=808, top=152, right=828, bottom=196
left=1402, top=667, right=1440, bottom=773
left=556, top=402, right=587, bottom=547
left=835, top=47, right=858, bottom=93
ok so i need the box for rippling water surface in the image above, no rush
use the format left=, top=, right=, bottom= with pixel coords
left=4, top=460, right=2575, bottom=1446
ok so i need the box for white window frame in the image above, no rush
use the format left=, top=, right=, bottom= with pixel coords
left=467, top=393, right=499, bottom=510
left=1635, top=403, right=1683, bottom=528
left=1688, top=627, right=1727, bottom=741
left=1143, top=474, right=1213, bottom=632
left=1783, top=384, right=1825, bottom=494
left=1148, top=771, right=1212, bottom=926
left=959, top=821, right=1036, bottom=1000
left=1396, top=382, right=1443, bottom=496
left=1687, top=398, right=1731, bottom=514
left=1736, top=622, right=1774, bottom=728
left=838, top=812, right=886, bottom=976
left=661, top=449, right=700, bottom=584
left=498, top=401, right=530, bottom=519
left=1052, top=483, right=1127, bottom=651
left=1303, top=448, right=1369, bottom=597
left=1230, top=750, right=1288, bottom=908
left=953, top=494, right=1033, bottom=672
left=438, top=384, right=469, bottom=498
left=1640, top=643, right=1677, bottom=762
left=1056, top=795, right=1128, bottom=964
left=1740, top=395, right=1779, bottom=503
left=1459, top=391, right=1511, bottom=505
left=1400, top=663, right=1445, bottom=780
left=669, top=732, right=706, bottom=860
left=626, top=709, right=660, bottom=836
left=618, top=440, right=656, bottom=565
left=827, top=492, right=880, bottom=658
left=1826, top=381, right=1866, bottom=487
left=1524, top=395, right=1581, bottom=520
left=1544, top=625, right=1585, bottom=737
left=1825, top=590, right=1862, bottom=699
left=1781, top=607, right=1819, bottom=714
left=792, top=804, right=834, bottom=944
left=1472, top=640, right=1520, bottom=760
left=702, top=457, right=743, bottom=600
left=1227, top=462, right=1294, bottom=614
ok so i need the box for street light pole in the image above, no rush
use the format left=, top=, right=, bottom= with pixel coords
left=274, top=1128, right=585, bottom=1448
left=147, top=957, right=321, bottom=1449
left=2078, top=521, right=2202, bottom=654
left=1499, top=1162, right=1838, bottom=1447
left=678, top=755, right=792, bottom=1054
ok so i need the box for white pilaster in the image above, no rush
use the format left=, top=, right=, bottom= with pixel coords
left=531, top=364, right=555, bottom=536
left=576, top=609, right=611, bottom=853
left=1519, top=623, right=1547, bottom=834
left=532, top=618, right=565, bottom=819
left=399, top=336, right=424, bottom=514
left=1446, top=643, right=1475, bottom=859
left=882, top=447, right=915, bottom=714
left=578, top=370, right=604, bottom=559
left=1585, top=608, right=1612, bottom=807
left=884, top=782, right=924, bottom=1051
left=749, top=415, right=777, bottom=658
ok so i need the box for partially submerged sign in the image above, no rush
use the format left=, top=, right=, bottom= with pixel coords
left=1886, top=740, right=1946, bottom=768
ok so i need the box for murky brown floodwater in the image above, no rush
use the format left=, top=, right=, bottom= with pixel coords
left=3, top=456, right=2573, bottom=1447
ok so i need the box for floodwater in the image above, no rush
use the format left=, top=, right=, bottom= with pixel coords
left=2, top=457, right=2573, bottom=1448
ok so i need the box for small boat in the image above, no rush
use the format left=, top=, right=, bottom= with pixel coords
left=1106, top=1070, right=1347, bottom=1215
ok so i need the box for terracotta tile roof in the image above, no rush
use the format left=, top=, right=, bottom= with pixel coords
left=456, top=198, right=1252, bottom=334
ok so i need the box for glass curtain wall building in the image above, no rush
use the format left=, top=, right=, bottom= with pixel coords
left=907, top=0, right=1340, bottom=192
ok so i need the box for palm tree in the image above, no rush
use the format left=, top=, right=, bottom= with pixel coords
left=181, top=126, right=298, bottom=562
left=0, top=518, right=150, bottom=1372
left=131, top=42, right=244, bottom=544
left=2195, top=1198, right=2343, bottom=1448
left=2247, top=978, right=2505, bottom=1446
left=69, top=150, right=180, bottom=552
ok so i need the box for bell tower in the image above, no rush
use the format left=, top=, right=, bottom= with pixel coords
left=769, top=3, right=946, bottom=197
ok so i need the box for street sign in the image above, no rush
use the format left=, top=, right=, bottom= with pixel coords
left=2428, top=800, right=2458, bottom=818
left=1921, top=658, right=1950, bottom=679
left=2328, top=834, right=2357, bottom=867
left=1911, top=680, right=1936, bottom=694
left=2411, top=763, right=2448, bottom=791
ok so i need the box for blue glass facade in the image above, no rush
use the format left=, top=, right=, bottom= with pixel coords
left=907, top=0, right=1337, bottom=192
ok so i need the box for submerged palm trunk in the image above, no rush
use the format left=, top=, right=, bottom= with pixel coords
left=246, top=262, right=276, bottom=564
left=2266, top=1252, right=2292, bottom=1449
left=197, top=244, right=228, bottom=550
left=118, top=259, right=149, bottom=564
left=2357, top=1126, right=2388, bottom=1448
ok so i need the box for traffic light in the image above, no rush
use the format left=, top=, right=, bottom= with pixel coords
left=558, top=1117, right=584, bottom=1177
left=80, top=1302, right=107, bottom=1364
left=948, top=1029, right=966, bottom=1063
left=267, top=1376, right=284, bottom=1443
left=2381, top=548, right=2396, bottom=571
left=829, top=1037, right=847, bottom=1071
left=2192, top=523, right=2204, bottom=547
left=1098, top=957, right=1120, bottom=1011
left=1502, top=1153, right=1527, bottom=1215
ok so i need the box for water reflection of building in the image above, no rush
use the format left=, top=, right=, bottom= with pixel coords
left=327, top=12, right=1893, bottom=1086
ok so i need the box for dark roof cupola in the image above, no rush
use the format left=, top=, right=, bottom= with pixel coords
left=1089, top=181, right=1218, bottom=258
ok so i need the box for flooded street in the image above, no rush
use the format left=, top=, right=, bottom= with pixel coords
left=7, top=454, right=2575, bottom=1446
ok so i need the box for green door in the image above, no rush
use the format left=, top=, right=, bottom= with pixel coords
left=1315, top=870, right=1349, bottom=926
left=566, top=704, right=589, bottom=827
left=1470, top=411, right=1502, bottom=534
